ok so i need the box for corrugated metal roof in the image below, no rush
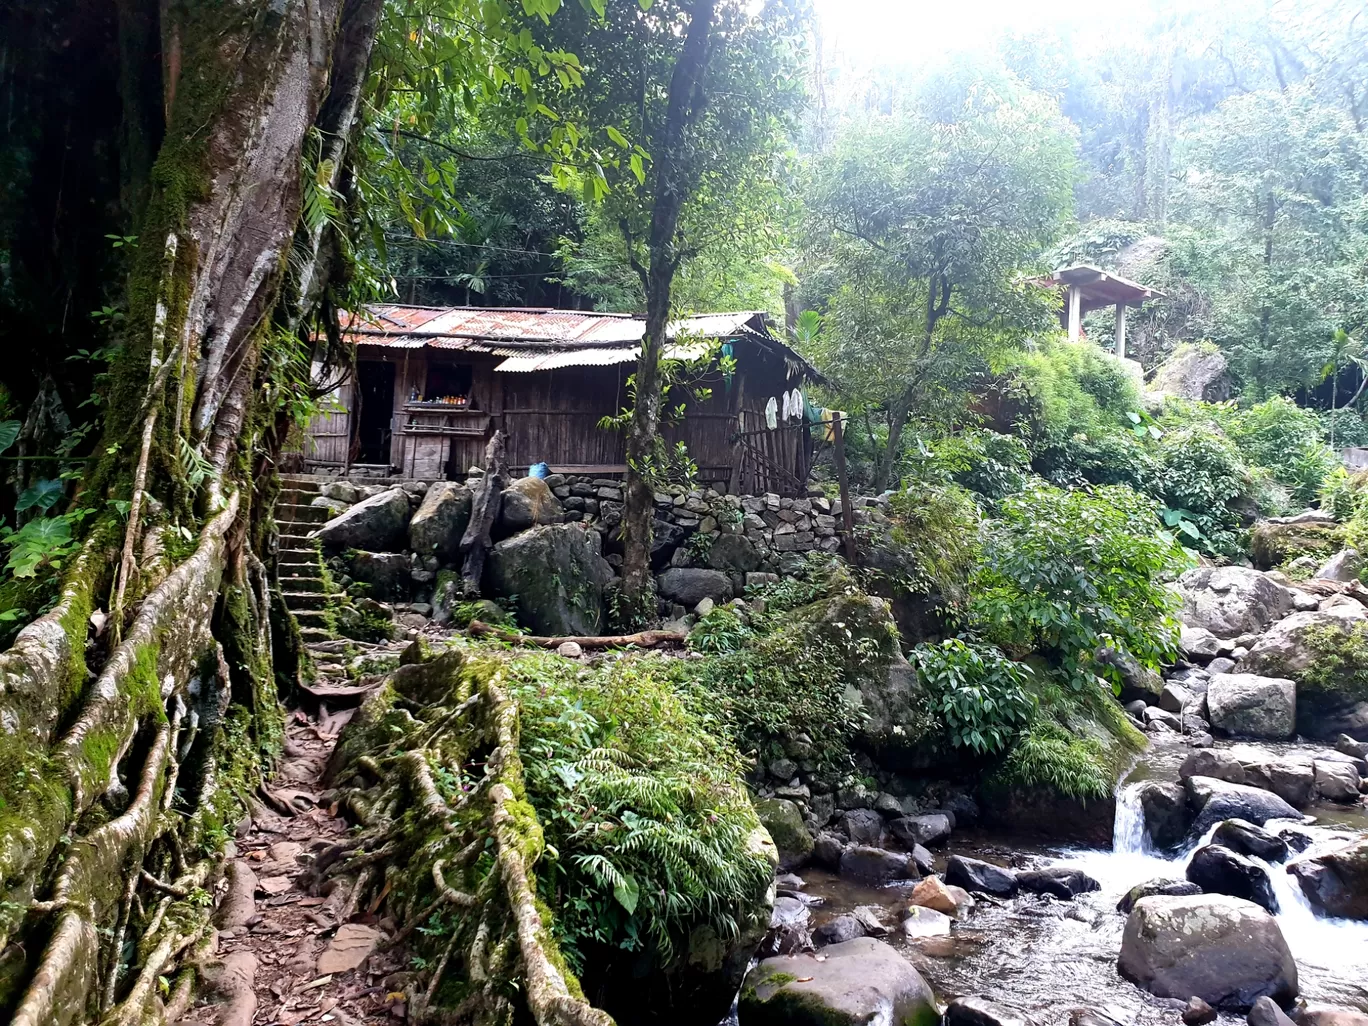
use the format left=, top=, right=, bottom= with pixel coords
left=494, top=341, right=712, bottom=374
left=336, top=305, right=825, bottom=383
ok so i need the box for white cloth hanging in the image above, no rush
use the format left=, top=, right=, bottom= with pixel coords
left=791, top=388, right=804, bottom=420
left=765, top=396, right=778, bottom=430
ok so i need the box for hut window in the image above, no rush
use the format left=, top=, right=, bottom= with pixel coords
left=426, top=362, right=474, bottom=403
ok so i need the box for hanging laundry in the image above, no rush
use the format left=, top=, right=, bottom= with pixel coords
left=791, top=388, right=804, bottom=420
left=765, top=396, right=779, bottom=430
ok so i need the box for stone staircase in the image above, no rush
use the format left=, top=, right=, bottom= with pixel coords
left=276, top=475, right=342, bottom=648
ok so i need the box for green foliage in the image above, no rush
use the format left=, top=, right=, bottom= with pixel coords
left=1296, top=621, right=1368, bottom=700
left=507, top=654, right=772, bottom=970
left=1151, top=423, right=1247, bottom=557
left=1, top=516, right=76, bottom=579
left=686, top=607, right=753, bottom=655
left=1008, top=337, right=1142, bottom=448
left=903, top=430, right=1030, bottom=501
left=881, top=482, right=982, bottom=602
left=1226, top=397, right=1337, bottom=505
left=985, top=720, right=1113, bottom=802
left=910, top=639, right=1036, bottom=754
left=969, top=482, right=1187, bottom=691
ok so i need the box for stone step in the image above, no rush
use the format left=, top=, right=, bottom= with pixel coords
left=280, top=476, right=324, bottom=493
left=282, top=591, right=339, bottom=610
left=279, top=529, right=317, bottom=544
left=277, top=503, right=329, bottom=524
left=299, top=626, right=333, bottom=643
left=279, top=575, right=326, bottom=592
left=278, top=550, right=319, bottom=565
left=292, top=609, right=333, bottom=627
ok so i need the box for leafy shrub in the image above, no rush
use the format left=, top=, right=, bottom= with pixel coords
left=1152, top=424, right=1247, bottom=556
left=1032, top=430, right=1158, bottom=491
left=985, top=720, right=1113, bottom=801
left=910, top=639, right=1035, bottom=754
left=1008, top=338, right=1140, bottom=445
left=881, top=483, right=982, bottom=601
left=687, top=606, right=753, bottom=654
left=904, top=429, right=1030, bottom=499
left=1227, top=397, right=1336, bottom=504
left=969, top=482, right=1187, bottom=691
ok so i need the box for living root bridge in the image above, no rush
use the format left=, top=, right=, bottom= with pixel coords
left=0, top=494, right=254, bottom=1026
left=465, top=620, right=686, bottom=649
left=325, top=650, right=614, bottom=1026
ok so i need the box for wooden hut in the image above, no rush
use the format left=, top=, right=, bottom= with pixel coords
left=301, top=305, right=825, bottom=496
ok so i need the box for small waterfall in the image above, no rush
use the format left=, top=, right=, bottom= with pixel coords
left=1112, top=782, right=1149, bottom=855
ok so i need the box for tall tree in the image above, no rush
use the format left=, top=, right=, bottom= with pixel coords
left=539, top=0, right=808, bottom=616
left=804, top=70, right=1077, bottom=490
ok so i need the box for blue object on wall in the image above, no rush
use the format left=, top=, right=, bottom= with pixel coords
left=529, top=462, right=550, bottom=479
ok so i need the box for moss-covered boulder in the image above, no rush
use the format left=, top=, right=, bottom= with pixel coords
left=740, top=937, right=939, bottom=1026
left=497, top=476, right=563, bottom=535
left=313, top=486, right=411, bottom=551
left=754, top=797, right=813, bottom=870
left=1250, top=519, right=1345, bottom=572
left=487, top=523, right=613, bottom=635
left=1240, top=610, right=1368, bottom=738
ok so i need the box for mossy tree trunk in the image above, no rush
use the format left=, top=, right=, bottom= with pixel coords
left=0, top=1, right=381, bottom=1021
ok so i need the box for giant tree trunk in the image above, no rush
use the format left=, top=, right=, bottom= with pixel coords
left=619, top=0, right=719, bottom=615
left=0, top=2, right=378, bottom=1022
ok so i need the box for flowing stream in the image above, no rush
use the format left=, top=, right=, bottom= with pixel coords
left=800, top=744, right=1368, bottom=1021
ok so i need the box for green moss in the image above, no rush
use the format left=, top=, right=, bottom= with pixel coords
left=1299, top=621, right=1368, bottom=700
left=1249, top=520, right=1344, bottom=572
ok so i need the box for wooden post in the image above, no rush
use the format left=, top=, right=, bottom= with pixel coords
left=1114, top=302, right=1128, bottom=360
left=1067, top=286, right=1082, bottom=341
left=832, top=412, right=856, bottom=563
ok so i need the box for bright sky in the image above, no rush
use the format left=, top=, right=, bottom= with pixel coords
left=811, top=0, right=1150, bottom=67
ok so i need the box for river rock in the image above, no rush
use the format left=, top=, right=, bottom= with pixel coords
left=1300, top=1006, right=1368, bottom=1026
left=839, top=845, right=913, bottom=884
left=739, top=937, right=937, bottom=1026
left=1186, top=775, right=1301, bottom=836
left=1117, top=879, right=1202, bottom=914
left=759, top=896, right=813, bottom=958
left=1178, top=566, right=1295, bottom=639
left=1288, top=837, right=1368, bottom=919
left=656, top=568, right=733, bottom=607
left=1212, top=819, right=1289, bottom=862
left=1016, top=866, right=1100, bottom=899
left=1096, top=646, right=1165, bottom=703
left=314, top=486, right=412, bottom=550
left=1240, top=756, right=1317, bottom=809
left=1181, top=749, right=1248, bottom=786
left=946, top=855, right=1018, bottom=897
left=1181, top=625, right=1229, bottom=662
left=1206, top=674, right=1296, bottom=739
left=889, top=813, right=951, bottom=847
left=811, top=832, right=844, bottom=870
left=908, top=843, right=935, bottom=876
left=812, top=913, right=866, bottom=946
left=487, top=524, right=614, bottom=635
left=1150, top=345, right=1235, bottom=402
left=1240, top=610, right=1365, bottom=685
left=498, top=476, right=563, bottom=534
left=407, top=481, right=472, bottom=560
left=1336, top=733, right=1368, bottom=759
left=1312, top=759, right=1362, bottom=803
left=900, top=905, right=953, bottom=938
left=1316, top=549, right=1364, bottom=582
left=944, top=995, right=1031, bottom=1026
left=1132, top=781, right=1190, bottom=851
left=1161, top=682, right=1197, bottom=714
left=1184, top=997, right=1218, bottom=1026
left=839, top=808, right=886, bottom=847
left=1186, top=844, right=1278, bottom=913
left=1118, top=894, right=1298, bottom=1010
left=909, top=875, right=972, bottom=917
left=1249, top=996, right=1299, bottom=1026
left=755, top=798, right=814, bottom=871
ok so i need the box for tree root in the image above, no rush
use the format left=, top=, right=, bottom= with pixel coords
left=467, top=620, right=686, bottom=649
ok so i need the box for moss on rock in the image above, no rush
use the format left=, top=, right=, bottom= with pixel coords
left=1249, top=520, right=1345, bottom=572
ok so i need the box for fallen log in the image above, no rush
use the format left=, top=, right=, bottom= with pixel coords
left=466, top=620, right=687, bottom=649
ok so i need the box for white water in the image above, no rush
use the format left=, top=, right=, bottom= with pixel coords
left=1052, top=779, right=1368, bottom=1010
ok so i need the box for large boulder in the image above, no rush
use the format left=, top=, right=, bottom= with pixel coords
left=1316, top=549, right=1364, bottom=583
left=1149, top=345, right=1235, bottom=402
left=1135, top=781, right=1190, bottom=851
left=1016, top=867, right=1100, bottom=899
left=889, top=814, right=951, bottom=848
left=707, top=533, right=761, bottom=574
left=755, top=798, right=813, bottom=871
left=1288, top=838, right=1368, bottom=919
left=945, top=855, right=1018, bottom=897
left=313, top=486, right=411, bottom=550
left=1312, top=758, right=1362, bottom=803
left=1097, top=646, right=1164, bottom=704
left=486, top=524, right=614, bottom=635
left=348, top=551, right=409, bottom=601
left=1184, top=776, right=1300, bottom=837
left=1211, top=819, right=1289, bottom=863
left=497, top=476, right=563, bottom=535
left=408, top=481, right=472, bottom=561
left=839, top=845, right=914, bottom=885
left=739, top=937, right=938, bottom=1026
left=1240, top=755, right=1317, bottom=809
left=1241, top=609, right=1367, bottom=680
left=1249, top=520, right=1345, bottom=573
left=656, top=568, right=733, bottom=607
left=1185, top=844, right=1278, bottom=913
left=1177, top=567, right=1295, bottom=639
left=1206, top=674, right=1296, bottom=739
left=1118, top=894, right=1298, bottom=1010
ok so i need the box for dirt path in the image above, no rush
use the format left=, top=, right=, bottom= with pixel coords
left=178, top=640, right=413, bottom=1026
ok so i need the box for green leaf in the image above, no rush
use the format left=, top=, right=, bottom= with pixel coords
left=0, top=420, right=19, bottom=455
left=1126, top=411, right=1142, bottom=425
left=613, top=872, right=639, bottom=914
left=605, top=125, right=629, bottom=148
left=16, top=478, right=64, bottom=514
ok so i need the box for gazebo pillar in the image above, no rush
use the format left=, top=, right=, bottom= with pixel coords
left=1114, top=303, right=1127, bottom=360
left=1066, top=285, right=1082, bottom=341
